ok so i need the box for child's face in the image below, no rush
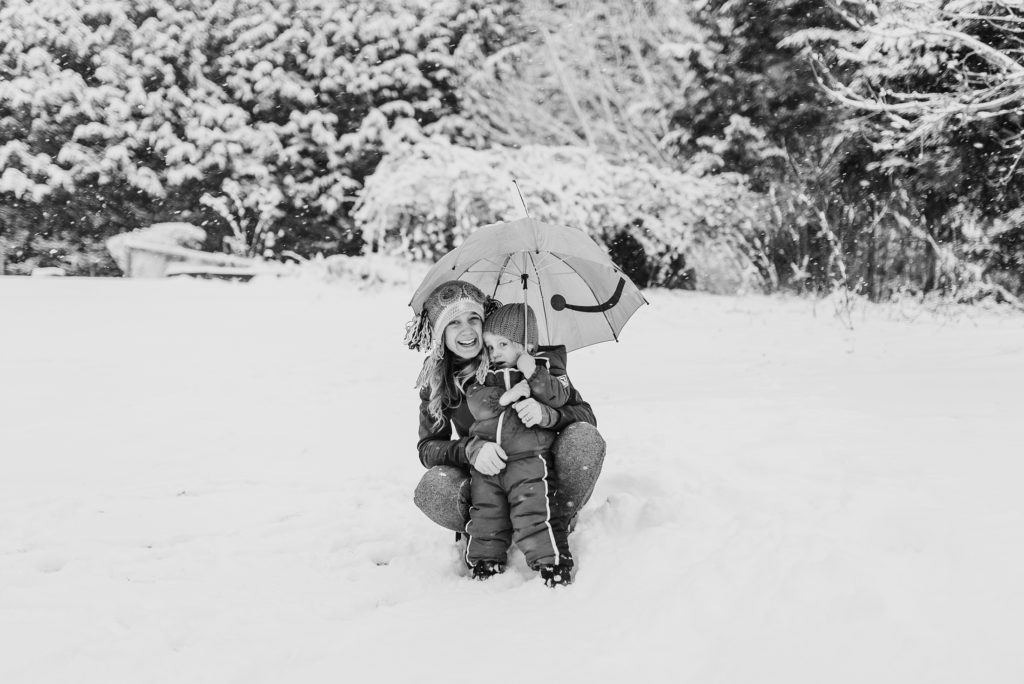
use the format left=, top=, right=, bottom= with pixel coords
left=484, top=332, right=524, bottom=369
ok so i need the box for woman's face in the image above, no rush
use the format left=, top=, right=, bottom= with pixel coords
left=443, top=311, right=484, bottom=360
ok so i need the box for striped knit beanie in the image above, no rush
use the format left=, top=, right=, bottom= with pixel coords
left=484, top=303, right=538, bottom=349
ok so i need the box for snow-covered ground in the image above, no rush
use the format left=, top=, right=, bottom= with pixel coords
left=1, top=276, right=1022, bottom=684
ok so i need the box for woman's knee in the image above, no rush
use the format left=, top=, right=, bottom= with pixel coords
left=551, top=422, right=606, bottom=516
left=413, top=465, right=471, bottom=532
left=553, top=422, right=606, bottom=470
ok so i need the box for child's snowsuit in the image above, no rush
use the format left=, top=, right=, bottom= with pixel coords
left=464, top=348, right=573, bottom=569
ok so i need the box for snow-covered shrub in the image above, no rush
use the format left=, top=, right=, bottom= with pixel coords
left=354, top=139, right=771, bottom=293
left=0, top=0, right=514, bottom=273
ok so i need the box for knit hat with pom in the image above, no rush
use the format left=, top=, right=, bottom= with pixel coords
left=484, top=303, right=538, bottom=349
left=405, top=280, right=495, bottom=354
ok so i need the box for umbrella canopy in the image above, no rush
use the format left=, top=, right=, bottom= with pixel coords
left=410, top=218, right=648, bottom=352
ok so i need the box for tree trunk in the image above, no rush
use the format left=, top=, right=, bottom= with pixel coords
left=866, top=216, right=877, bottom=300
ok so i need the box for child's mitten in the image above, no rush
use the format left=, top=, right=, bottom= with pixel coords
left=498, top=379, right=531, bottom=406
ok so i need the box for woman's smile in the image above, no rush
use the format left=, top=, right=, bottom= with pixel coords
left=456, top=335, right=479, bottom=350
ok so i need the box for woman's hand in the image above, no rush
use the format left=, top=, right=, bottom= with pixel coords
left=472, top=441, right=508, bottom=475
left=510, top=397, right=545, bottom=427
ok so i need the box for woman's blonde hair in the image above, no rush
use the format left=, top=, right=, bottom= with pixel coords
left=418, top=346, right=487, bottom=428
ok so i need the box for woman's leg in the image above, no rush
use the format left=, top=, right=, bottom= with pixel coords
left=413, top=465, right=470, bottom=532
left=551, top=422, right=606, bottom=524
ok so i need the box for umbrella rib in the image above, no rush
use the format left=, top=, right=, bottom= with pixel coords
left=475, top=256, right=522, bottom=273
left=464, top=254, right=528, bottom=276
left=526, top=257, right=567, bottom=276
left=490, top=253, right=516, bottom=300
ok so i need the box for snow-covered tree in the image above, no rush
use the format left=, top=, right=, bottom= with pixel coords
left=786, top=0, right=1024, bottom=300
left=454, top=0, right=705, bottom=168
left=355, top=138, right=772, bottom=293
left=0, top=0, right=513, bottom=273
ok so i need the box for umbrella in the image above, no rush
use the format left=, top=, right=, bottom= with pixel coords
left=410, top=218, right=648, bottom=352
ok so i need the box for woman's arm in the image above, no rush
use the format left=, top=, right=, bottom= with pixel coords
left=536, top=345, right=596, bottom=429
left=416, top=386, right=471, bottom=468
left=509, top=346, right=598, bottom=430
left=510, top=388, right=596, bottom=431
left=544, top=395, right=596, bottom=430
left=536, top=393, right=598, bottom=430
left=524, top=350, right=572, bottom=409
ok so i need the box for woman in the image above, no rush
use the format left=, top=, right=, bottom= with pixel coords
left=406, top=280, right=606, bottom=533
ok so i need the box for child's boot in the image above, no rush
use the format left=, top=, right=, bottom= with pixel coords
left=539, top=562, right=573, bottom=587
left=469, top=559, right=506, bottom=580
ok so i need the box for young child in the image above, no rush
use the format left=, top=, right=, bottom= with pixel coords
left=464, top=303, right=575, bottom=587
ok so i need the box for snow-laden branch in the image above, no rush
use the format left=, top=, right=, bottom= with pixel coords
left=917, top=25, right=1024, bottom=75
left=799, top=3, right=1024, bottom=130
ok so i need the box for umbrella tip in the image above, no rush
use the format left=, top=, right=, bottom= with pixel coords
left=512, top=178, right=530, bottom=219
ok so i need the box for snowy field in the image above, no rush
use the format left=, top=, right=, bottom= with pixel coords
left=2, top=276, right=1023, bottom=684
